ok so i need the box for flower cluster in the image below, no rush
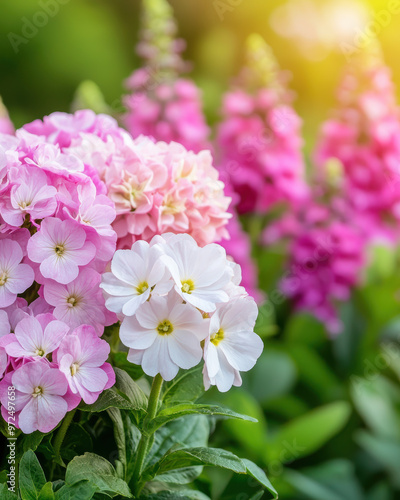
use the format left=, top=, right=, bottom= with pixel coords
left=216, top=35, right=307, bottom=215
left=315, top=44, right=400, bottom=243
left=0, top=127, right=116, bottom=434
left=124, top=76, right=210, bottom=153
left=101, top=233, right=263, bottom=391
left=264, top=197, right=366, bottom=334
left=24, top=110, right=231, bottom=249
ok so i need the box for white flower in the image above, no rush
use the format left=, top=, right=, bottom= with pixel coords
left=100, top=240, right=171, bottom=316
left=120, top=291, right=207, bottom=381
left=203, top=296, right=263, bottom=392
left=160, top=233, right=233, bottom=313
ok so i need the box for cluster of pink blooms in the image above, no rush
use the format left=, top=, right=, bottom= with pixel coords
left=0, top=125, right=117, bottom=434
left=22, top=110, right=231, bottom=249
left=315, top=49, right=400, bottom=243
left=102, top=233, right=263, bottom=391
left=124, top=73, right=210, bottom=153
left=264, top=197, right=366, bottom=334
left=216, top=36, right=308, bottom=215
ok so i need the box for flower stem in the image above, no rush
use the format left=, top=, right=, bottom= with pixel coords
left=50, top=408, right=77, bottom=480
left=132, top=374, right=163, bottom=495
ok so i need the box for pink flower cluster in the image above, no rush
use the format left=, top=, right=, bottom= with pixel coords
left=124, top=74, right=210, bottom=153
left=315, top=54, right=400, bottom=242
left=24, top=110, right=231, bottom=249
left=0, top=125, right=117, bottom=434
left=217, top=88, right=307, bottom=215
left=264, top=198, right=366, bottom=335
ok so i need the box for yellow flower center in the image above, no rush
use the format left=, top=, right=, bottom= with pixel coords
left=157, top=320, right=174, bottom=335
left=70, top=363, right=79, bottom=376
left=181, top=279, right=195, bottom=294
left=0, top=272, right=8, bottom=287
left=35, top=348, right=45, bottom=357
left=54, top=244, right=65, bottom=256
left=210, top=328, right=224, bottom=346
left=136, top=281, right=149, bottom=295
left=32, top=386, right=43, bottom=398
left=67, top=296, right=79, bottom=307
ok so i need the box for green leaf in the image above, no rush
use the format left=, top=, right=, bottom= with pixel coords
left=163, top=365, right=204, bottom=405
left=19, top=450, right=47, bottom=500
left=54, top=480, right=98, bottom=500
left=107, top=408, right=141, bottom=483
left=141, top=416, right=209, bottom=487
left=38, top=482, right=54, bottom=500
left=267, top=401, right=351, bottom=463
left=355, top=431, right=400, bottom=488
left=242, top=459, right=278, bottom=499
left=0, top=483, right=18, bottom=499
left=284, top=469, right=345, bottom=500
left=22, top=432, right=45, bottom=454
left=149, top=404, right=256, bottom=432
left=351, top=376, right=400, bottom=440
left=65, top=453, right=133, bottom=498
left=144, top=414, right=209, bottom=482
left=142, top=447, right=246, bottom=483
left=285, top=459, right=364, bottom=500
left=78, top=388, right=140, bottom=413
left=114, top=367, right=148, bottom=411
left=60, top=423, right=93, bottom=462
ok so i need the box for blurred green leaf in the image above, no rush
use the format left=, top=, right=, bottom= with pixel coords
left=266, top=401, right=351, bottom=463
left=248, top=349, right=297, bottom=403
left=351, top=376, right=400, bottom=440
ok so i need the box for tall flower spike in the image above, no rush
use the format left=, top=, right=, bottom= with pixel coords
left=315, top=40, right=400, bottom=243
left=123, top=0, right=210, bottom=152
left=216, top=35, right=307, bottom=215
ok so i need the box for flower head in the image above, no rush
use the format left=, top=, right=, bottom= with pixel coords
left=101, top=240, right=171, bottom=316
left=28, top=217, right=96, bottom=284
left=120, top=291, right=206, bottom=381
left=4, top=316, right=69, bottom=360
left=203, top=297, right=263, bottom=392
left=0, top=361, right=69, bottom=434
left=56, top=325, right=114, bottom=404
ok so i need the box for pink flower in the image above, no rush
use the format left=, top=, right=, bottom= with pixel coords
left=4, top=315, right=69, bottom=360
left=43, top=268, right=115, bottom=336
left=55, top=325, right=114, bottom=404
left=28, top=217, right=96, bottom=284
left=0, top=361, right=69, bottom=433
left=0, top=165, right=57, bottom=227
left=0, top=239, right=34, bottom=308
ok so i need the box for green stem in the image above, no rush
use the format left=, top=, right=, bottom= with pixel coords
left=132, top=374, right=163, bottom=496
left=50, top=408, right=77, bottom=480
